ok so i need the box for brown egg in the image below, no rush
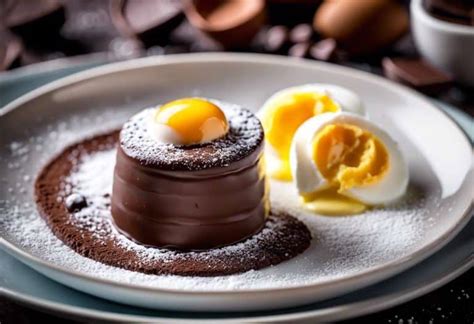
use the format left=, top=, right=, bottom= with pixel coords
left=313, top=0, right=409, bottom=54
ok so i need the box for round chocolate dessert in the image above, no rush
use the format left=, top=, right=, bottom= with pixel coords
left=111, top=98, right=269, bottom=250
left=34, top=131, right=312, bottom=276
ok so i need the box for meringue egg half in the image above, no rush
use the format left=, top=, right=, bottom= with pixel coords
left=259, top=84, right=365, bottom=181
left=290, top=112, right=408, bottom=215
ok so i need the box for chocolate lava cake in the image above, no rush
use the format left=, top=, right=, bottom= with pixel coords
left=35, top=99, right=311, bottom=276
left=112, top=103, right=269, bottom=250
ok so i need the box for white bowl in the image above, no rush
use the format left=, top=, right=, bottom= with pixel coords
left=411, top=0, right=474, bottom=87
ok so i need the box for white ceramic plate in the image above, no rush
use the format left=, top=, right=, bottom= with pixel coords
left=0, top=53, right=472, bottom=311
left=1, top=215, right=472, bottom=323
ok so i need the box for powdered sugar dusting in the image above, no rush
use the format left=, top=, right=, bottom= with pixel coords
left=120, top=100, right=263, bottom=170
left=1, top=135, right=447, bottom=291
left=54, top=145, right=307, bottom=269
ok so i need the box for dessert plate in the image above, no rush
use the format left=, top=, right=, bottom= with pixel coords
left=0, top=53, right=472, bottom=311
left=1, top=217, right=471, bottom=323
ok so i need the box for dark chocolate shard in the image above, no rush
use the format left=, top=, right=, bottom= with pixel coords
left=382, top=57, right=454, bottom=94
left=65, top=193, right=88, bottom=213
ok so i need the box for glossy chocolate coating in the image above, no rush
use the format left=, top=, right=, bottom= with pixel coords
left=382, top=57, right=453, bottom=94
left=111, top=103, right=268, bottom=250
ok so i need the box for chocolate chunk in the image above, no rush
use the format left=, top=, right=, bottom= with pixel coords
left=289, top=24, right=314, bottom=44
left=309, top=38, right=337, bottom=61
left=111, top=0, right=184, bottom=47
left=5, top=0, right=65, bottom=42
left=382, top=58, right=454, bottom=94
left=288, top=42, right=311, bottom=58
left=0, top=28, right=23, bottom=71
left=263, top=25, right=289, bottom=53
left=65, top=193, right=88, bottom=212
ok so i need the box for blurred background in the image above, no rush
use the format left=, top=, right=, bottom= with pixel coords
left=0, top=0, right=473, bottom=323
left=1, top=0, right=473, bottom=116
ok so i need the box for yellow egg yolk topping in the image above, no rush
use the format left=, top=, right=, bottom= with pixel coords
left=262, top=92, right=340, bottom=180
left=154, top=98, right=229, bottom=145
left=304, top=123, right=390, bottom=215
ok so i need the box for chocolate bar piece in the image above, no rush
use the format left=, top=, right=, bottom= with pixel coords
left=382, top=57, right=454, bottom=94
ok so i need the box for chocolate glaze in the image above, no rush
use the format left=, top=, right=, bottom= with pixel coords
left=111, top=102, right=269, bottom=250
